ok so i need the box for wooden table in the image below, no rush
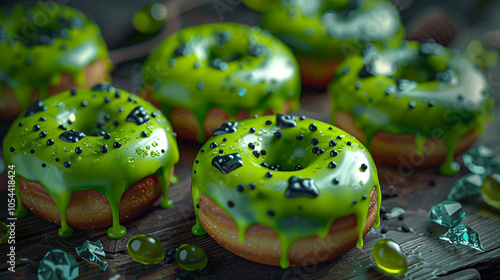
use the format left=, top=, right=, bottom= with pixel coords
left=1, top=1, right=500, bottom=279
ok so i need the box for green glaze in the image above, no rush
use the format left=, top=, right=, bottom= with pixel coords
left=127, top=234, right=165, bottom=265
left=175, top=244, right=208, bottom=271
left=372, top=239, right=407, bottom=275
left=142, top=23, right=301, bottom=142
left=191, top=115, right=381, bottom=268
left=259, top=0, right=405, bottom=59
left=0, top=2, right=111, bottom=110
left=3, top=85, right=179, bottom=238
left=328, top=41, right=494, bottom=175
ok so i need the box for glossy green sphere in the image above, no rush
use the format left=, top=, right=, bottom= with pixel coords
left=127, top=234, right=164, bottom=265
left=372, top=239, right=408, bottom=275
left=133, top=3, right=167, bottom=34
left=175, top=244, right=207, bottom=271
left=0, top=221, right=9, bottom=244
left=481, top=174, right=500, bottom=209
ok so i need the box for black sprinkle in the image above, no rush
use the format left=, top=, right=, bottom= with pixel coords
left=249, top=127, right=256, bottom=133
left=353, top=199, right=358, bottom=204
left=42, top=163, right=46, bottom=168
left=362, top=194, right=367, bottom=200
left=164, top=247, right=177, bottom=264
left=81, top=100, right=88, bottom=107
left=309, top=123, right=317, bottom=131
left=276, top=113, right=297, bottom=128
left=346, top=141, right=351, bottom=146
left=151, top=112, right=157, bottom=117
left=402, top=225, right=410, bottom=232
left=212, top=153, right=243, bottom=174
left=299, top=116, right=306, bottom=120
left=329, top=162, right=337, bottom=168
left=75, top=147, right=83, bottom=154
left=70, top=88, right=77, bottom=96
left=381, top=226, right=388, bottom=234
left=55, top=158, right=60, bottom=162
left=274, top=131, right=282, bottom=138
left=336, top=135, right=342, bottom=140
left=113, top=121, right=119, bottom=126
left=118, top=107, right=124, bottom=112
left=141, top=131, right=148, bottom=137
left=200, top=149, right=205, bottom=153
left=210, top=142, right=218, bottom=149
left=104, top=96, right=111, bottom=103
left=296, top=135, right=304, bottom=140
left=332, top=178, right=339, bottom=185
left=237, top=184, right=244, bottom=192
left=329, top=140, right=336, bottom=146
left=212, top=121, right=238, bottom=136
left=265, top=172, right=273, bottom=178
left=409, top=100, right=417, bottom=109
left=58, top=124, right=67, bottom=130
left=64, top=161, right=71, bottom=168
left=18, top=122, right=23, bottom=127
left=24, top=99, right=47, bottom=117
left=227, top=201, right=234, bottom=207
left=59, top=129, right=86, bottom=143
left=248, top=142, right=256, bottom=149
left=260, top=150, right=267, bottom=155
left=248, top=183, right=256, bottom=190
left=261, top=163, right=269, bottom=168
left=252, top=150, right=260, bottom=158
left=126, top=106, right=150, bottom=125
left=103, top=133, right=111, bottom=139
left=428, top=100, right=435, bottom=107
left=330, top=150, right=338, bottom=157
left=398, top=213, right=405, bottom=220
left=113, top=142, right=121, bottom=148
left=46, top=139, right=54, bottom=145
left=311, top=138, right=319, bottom=145
left=195, top=204, right=200, bottom=209
left=33, top=125, right=40, bottom=131
left=195, top=160, right=199, bottom=164
left=39, top=117, right=46, bottom=121
left=430, top=178, right=436, bottom=186
left=91, top=83, right=115, bottom=92
left=9, top=147, right=15, bottom=152
left=219, top=149, right=224, bottom=154
left=265, top=120, right=272, bottom=125
left=115, top=91, right=121, bottom=98
left=39, top=131, right=47, bottom=138
left=100, top=145, right=108, bottom=153
left=295, top=164, right=304, bottom=171
left=285, top=176, right=320, bottom=198
left=360, top=163, right=368, bottom=171
left=267, top=210, right=275, bottom=217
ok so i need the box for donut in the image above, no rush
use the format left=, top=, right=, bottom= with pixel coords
left=0, top=2, right=112, bottom=119
left=191, top=114, right=381, bottom=268
left=3, top=84, right=179, bottom=238
left=253, top=0, right=405, bottom=88
left=328, top=40, right=494, bottom=175
left=142, top=23, right=301, bottom=143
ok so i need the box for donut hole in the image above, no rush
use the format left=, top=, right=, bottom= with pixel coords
left=257, top=139, right=319, bottom=172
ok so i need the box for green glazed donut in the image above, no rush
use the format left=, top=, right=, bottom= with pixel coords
left=256, top=0, right=405, bottom=87
left=0, top=2, right=111, bottom=117
left=328, top=40, right=494, bottom=175
left=191, top=114, right=381, bottom=268
left=142, top=23, right=301, bottom=143
left=3, top=84, right=179, bottom=238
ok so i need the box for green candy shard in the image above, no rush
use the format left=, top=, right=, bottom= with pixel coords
left=175, top=244, right=207, bottom=271
left=142, top=23, right=301, bottom=143
left=447, top=173, right=483, bottom=200
left=481, top=174, right=500, bottom=209
left=439, top=224, right=485, bottom=252
left=463, top=145, right=496, bottom=175
left=0, top=221, right=9, bottom=244
left=127, top=234, right=164, bottom=265
left=37, top=249, right=79, bottom=280
left=328, top=41, right=494, bottom=176
left=3, top=86, right=179, bottom=239
left=0, top=2, right=111, bottom=111
left=429, top=200, right=465, bottom=228
left=75, top=240, right=108, bottom=271
left=191, top=115, right=381, bottom=269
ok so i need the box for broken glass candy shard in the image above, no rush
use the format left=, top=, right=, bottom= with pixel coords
left=37, top=249, right=79, bottom=280
left=439, top=224, right=485, bottom=252
left=481, top=174, right=500, bottom=209
left=463, top=145, right=495, bottom=175
left=75, top=240, right=108, bottom=271
left=447, top=173, right=482, bottom=200
left=429, top=200, right=465, bottom=228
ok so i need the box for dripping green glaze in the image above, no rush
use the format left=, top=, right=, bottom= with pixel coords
left=191, top=115, right=381, bottom=268
left=142, top=23, right=301, bottom=143
left=0, top=2, right=111, bottom=110
left=328, top=41, right=494, bottom=175
left=3, top=86, right=179, bottom=238
left=259, top=0, right=405, bottom=59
